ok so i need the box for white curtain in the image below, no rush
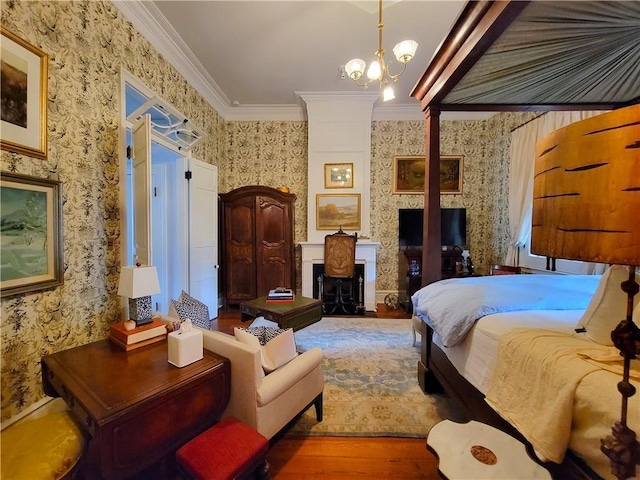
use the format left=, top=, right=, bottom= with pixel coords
left=505, top=111, right=604, bottom=267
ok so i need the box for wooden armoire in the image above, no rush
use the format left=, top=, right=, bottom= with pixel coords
left=220, top=186, right=296, bottom=306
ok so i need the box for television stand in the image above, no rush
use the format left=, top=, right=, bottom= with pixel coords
left=441, top=247, right=465, bottom=277
left=402, top=247, right=469, bottom=313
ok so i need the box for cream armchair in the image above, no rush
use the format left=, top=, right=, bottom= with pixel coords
left=199, top=328, right=324, bottom=440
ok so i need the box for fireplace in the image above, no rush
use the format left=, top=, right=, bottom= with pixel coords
left=299, top=241, right=379, bottom=311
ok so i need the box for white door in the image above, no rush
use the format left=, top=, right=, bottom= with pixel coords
left=188, top=159, right=219, bottom=319
left=132, top=115, right=152, bottom=266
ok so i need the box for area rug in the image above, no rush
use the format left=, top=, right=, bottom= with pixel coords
left=288, top=316, right=463, bottom=438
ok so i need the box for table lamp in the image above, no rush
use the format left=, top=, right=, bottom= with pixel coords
left=117, top=265, right=161, bottom=327
left=531, top=104, right=640, bottom=480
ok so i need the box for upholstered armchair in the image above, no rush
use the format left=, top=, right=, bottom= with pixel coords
left=199, top=328, right=324, bottom=440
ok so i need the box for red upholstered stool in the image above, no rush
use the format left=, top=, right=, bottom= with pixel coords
left=176, top=417, right=270, bottom=480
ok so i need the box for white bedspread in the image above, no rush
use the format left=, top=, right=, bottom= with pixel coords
left=411, top=274, right=599, bottom=347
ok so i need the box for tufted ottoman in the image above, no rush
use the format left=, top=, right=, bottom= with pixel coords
left=176, top=416, right=271, bottom=480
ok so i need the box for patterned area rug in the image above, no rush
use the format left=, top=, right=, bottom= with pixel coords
left=288, top=316, right=462, bottom=438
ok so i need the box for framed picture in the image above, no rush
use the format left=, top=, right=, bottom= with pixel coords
left=317, top=193, right=361, bottom=230
left=1, top=27, right=48, bottom=159
left=324, top=163, right=353, bottom=189
left=392, top=155, right=463, bottom=194
left=440, top=156, right=463, bottom=194
left=1, top=172, right=63, bottom=297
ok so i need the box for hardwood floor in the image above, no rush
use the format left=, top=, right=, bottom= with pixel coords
left=214, top=305, right=443, bottom=479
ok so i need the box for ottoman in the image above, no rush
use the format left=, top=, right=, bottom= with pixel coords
left=176, top=416, right=270, bottom=480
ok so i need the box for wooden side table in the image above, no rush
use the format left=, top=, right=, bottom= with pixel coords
left=427, top=420, right=551, bottom=479
left=42, top=339, right=230, bottom=480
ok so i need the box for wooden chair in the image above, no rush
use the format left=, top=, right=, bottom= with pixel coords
left=321, top=228, right=362, bottom=315
left=490, top=264, right=522, bottom=275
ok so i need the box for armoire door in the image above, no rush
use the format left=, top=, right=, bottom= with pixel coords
left=223, top=194, right=256, bottom=303
left=255, top=195, right=294, bottom=295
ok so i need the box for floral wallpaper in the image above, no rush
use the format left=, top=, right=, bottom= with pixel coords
left=1, top=0, right=224, bottom=422
left=0, top=0, right=535, bottom=422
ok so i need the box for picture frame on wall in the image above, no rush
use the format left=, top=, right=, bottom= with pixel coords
left=324, top=163, right=353, bottom=189
left=0, top=172, right=63, bottom=297
left=317, top=193, right=361, bottom=230
left=392, top=155, right=463, bottom=194
left=1, top=26, right=48, bottom=159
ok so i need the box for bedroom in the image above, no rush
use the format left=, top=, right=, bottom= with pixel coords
left=1, top=1, right=638, bottom=478
left=0, top=0, right=531, bottom=421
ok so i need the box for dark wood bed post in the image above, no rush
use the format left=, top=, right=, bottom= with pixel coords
left=411, top=0, right=529, bottom=395
left=417, top=107, right=444, bottom=392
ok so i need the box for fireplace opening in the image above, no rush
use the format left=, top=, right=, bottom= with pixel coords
left=312, top=263, right=365, bottom=300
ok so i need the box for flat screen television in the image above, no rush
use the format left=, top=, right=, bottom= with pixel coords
left=398, top=208, right=466, bottom=248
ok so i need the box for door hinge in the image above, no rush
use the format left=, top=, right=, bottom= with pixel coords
left=126, top=145, right=132, bottom=159
left=154, top=186, right=159, bottom=197
left=185, top=170, right=192, bottom=180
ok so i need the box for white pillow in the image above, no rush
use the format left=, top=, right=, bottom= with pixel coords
left=234, top=327, right=297, bottom=374
left=576, top=265, right=640, bottom=346
left=261, top=328, right=298, bottom=373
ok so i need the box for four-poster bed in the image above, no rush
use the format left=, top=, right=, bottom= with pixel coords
left=410, top=1, right=640, bottom=479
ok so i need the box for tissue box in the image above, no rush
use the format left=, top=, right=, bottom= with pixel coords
left=168, top=329, right=203, bottom=367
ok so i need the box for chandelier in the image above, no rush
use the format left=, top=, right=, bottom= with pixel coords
left=344, top=0, right=418, bottom=102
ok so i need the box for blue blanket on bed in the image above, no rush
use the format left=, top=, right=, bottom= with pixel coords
left=411, top=274, right=600, bottom=347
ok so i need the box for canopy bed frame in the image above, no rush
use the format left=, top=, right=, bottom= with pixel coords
left=410, top=1, right=640, bottom=479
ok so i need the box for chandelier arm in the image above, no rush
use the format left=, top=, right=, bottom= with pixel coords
left=385, top=61, right=408, bottom=82
left=352, top=77, right=374, bottom=88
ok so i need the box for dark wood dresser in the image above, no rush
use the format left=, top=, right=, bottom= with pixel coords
left=42, top=339, right=230, bottom=480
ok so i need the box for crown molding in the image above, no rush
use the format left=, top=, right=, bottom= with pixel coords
left=113, top=0, right=232, bottom=118
left=113, top=1, right=493, bottom=123
left=225, top=105, right=306, bottom=122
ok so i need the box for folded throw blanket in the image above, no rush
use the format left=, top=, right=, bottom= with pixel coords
left=485, top=328, right=608, bottom=464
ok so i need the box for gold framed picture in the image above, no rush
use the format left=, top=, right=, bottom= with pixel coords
left=1, top=27, right=48, bottom=159
left=0, top=172, right=64, bottom=297
left=316, top=193, right=361, bottom=230
left=392, top=155, right=463, bottom=194
left=324, top=163, right=353, bottom=189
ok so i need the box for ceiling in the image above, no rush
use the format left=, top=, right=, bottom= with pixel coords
left=114, top=1, right=496, bottom=121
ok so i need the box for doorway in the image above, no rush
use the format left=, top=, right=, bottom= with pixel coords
left=121, top=71, right=218, bottom=319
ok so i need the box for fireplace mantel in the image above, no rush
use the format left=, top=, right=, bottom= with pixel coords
left=299, top=241, right=379, bottom=311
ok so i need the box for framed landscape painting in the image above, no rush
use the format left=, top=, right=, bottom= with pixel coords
left=324, top=163, right=353, bottom=188
left=317, top=193, right=361, bottom=230
left=0, top=27, right=48, bottom=159
left=392, top=155, right=463, bottom=194
left=0, top=172, right=63, bottom=297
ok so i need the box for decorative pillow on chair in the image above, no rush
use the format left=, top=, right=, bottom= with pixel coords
left=234, top=327, right=297, bottom=373
left=576, top=265, right=640, bottom=346
left=170, top=291, right=211, bottom=330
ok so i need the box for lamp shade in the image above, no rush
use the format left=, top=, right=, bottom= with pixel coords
left=531, top=104, right=640, bottom=266
left=345, top=58, right=366, bottom=80
left=393, top=40, right=418, bottom=63
left=383, top=85, right=395, bottom=102
left=117, top=265, right=161, bottom=298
